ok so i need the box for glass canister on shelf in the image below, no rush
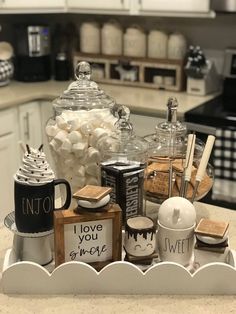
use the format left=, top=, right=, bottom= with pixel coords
left=98, top=105, right=148, bottom=222
left=144, top=97, right=214, bottom=205
left=45, top=61, right=118, bottom=195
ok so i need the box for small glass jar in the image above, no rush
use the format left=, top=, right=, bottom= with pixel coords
left=98, top=106, right=148, bottom=221
left=45, top=61, right=118, bottom=194
left=144, top=97, right=214, bottom=204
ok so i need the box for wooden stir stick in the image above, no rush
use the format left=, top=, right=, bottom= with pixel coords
left=180, top=133, right=196, bottom=197
left=191, top=135, right=215, bottom=203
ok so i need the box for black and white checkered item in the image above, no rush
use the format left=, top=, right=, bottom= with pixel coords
left=0, top=60, right=14, bottom=82
left=213, top=128, right=236, bottom=181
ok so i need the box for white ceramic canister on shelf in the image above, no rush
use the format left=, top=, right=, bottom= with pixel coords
left=80, top=22, right=100, bottom=54
left=148, top=30, right=168, bottom=59
left=123, top=25, right=146, bottom=58
left=101, top=20, right=123, bottom=55
left=167, top=32, right=187, bottom=60
left=157, top=196, right=196, bottom=266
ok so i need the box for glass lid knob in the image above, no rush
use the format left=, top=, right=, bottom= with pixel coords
left=166, top=97, right=178, bottom=123
left=75, top=61, right=92, bottom=81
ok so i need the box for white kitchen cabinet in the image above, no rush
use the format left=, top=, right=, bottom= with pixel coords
left=67, top=0, right=211, bottom=15
left=130, top=113, right=164, bottom=137
left=67, top=0, right=130, bottom=13
left=0, top=108, right=19, bottom=223
left=0, top=0, right=65, bottom=13
left=40, top=100, right=55, bottom=171
left=19, top=102, right=42, bottom=149
left=137, top=0, right=210, bottom=13
left=129, top=0, right=214, bottom=17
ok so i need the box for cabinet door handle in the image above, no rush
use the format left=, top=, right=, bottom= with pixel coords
left=24, top=112, right=30, bottom=141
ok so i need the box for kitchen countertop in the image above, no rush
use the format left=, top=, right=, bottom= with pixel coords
left=0, top=80, right=219, bottom=118
left=0, top=201, right=236, bottom=313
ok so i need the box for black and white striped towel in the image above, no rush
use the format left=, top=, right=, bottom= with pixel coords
left=212, top=128, right=236, bottom=203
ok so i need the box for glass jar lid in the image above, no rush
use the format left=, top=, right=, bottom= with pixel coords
left=144, top=97, right=187, bottom=158
left=99, top=105, right=148, bottom=162
left=52, top=61, right=115, bottom=113
left=156, top=97, right=186, bottom=137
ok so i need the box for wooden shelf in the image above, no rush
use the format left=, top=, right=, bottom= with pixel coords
left=74, top=53, right=186, bottom=92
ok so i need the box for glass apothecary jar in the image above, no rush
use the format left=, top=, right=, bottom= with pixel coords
left=98, top=106, right=148, bottom=221
left=144, top=97, right=214, bottom=204
left=45, top=61, right=118, bottom=194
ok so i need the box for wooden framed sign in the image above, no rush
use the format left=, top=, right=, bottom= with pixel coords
left=54, top=204, right=122, bottom=270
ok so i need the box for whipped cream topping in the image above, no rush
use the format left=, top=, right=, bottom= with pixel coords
left=15, top=147, right=54, bottom=185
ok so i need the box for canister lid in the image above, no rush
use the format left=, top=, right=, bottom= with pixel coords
left=53, top=61, right=115, bottom=113
left=98, top=105, right=148, bottom=161
left=158, top=196, right=196, bottom=229
left=144, top=97, right=187, bottom=158
left=156, top=97, right=186, bottom=137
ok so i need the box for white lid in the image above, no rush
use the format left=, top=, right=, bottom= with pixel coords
left=158, top=196, right=196, bottom=229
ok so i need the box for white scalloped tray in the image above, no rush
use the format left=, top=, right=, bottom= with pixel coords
left=2, top=248, right=236, bottom=295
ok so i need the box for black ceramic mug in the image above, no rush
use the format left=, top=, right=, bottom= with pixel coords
left=14, top=179, right=71, bottom=233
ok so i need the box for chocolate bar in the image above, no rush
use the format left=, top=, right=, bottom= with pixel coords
left=101, top=161, right=145, bottom=222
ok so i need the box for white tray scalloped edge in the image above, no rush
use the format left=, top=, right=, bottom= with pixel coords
left=2, top=248, right=236, bottom=295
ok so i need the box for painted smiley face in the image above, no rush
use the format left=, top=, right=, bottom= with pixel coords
left=124, top=232, right=156, bottom=257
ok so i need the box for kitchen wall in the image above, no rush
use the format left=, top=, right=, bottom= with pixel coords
left=0, top=13, right=236, bottom=74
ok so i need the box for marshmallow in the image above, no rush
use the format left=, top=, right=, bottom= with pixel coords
left=68, top=118, right=81, bottom=131
left=49, top=139, right=61, bottom=151
left=75, top=165, right=85, bottom=177
left=47, top=108, right=118, bottom=191
left=80, top=121, right=93, bottom=136
left=89, top=128, right=108, bottom=148
left=87, top=147, right=101, bottom=163
left=78, top=194, right=110, bottom=209
left=68, top=130, right=83, bottom=144
left=54, top=130, right=68, bottom=144
left=77, top=151, right=88, bottom=165
left=85, top=163, right=100, bottom=177
left=56, top=115, right=69, bottom=130
left=64, top=156, right=75, bottom=168
left=93, top=127, right=108, bottom=139
left=72, top=141, right=87, bottom=158
left=60, top=139, right=72, bottom=157
left=46, top=124, right=60, bottom=137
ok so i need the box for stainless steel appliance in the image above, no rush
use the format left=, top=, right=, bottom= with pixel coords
left=14, top=25, right=51, bottom=82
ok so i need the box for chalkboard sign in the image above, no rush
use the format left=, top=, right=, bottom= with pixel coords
left=54, top=204, right=122, bottom=270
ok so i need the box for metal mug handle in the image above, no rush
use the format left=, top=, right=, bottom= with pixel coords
left=54, top=179, right=71, bottom=210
